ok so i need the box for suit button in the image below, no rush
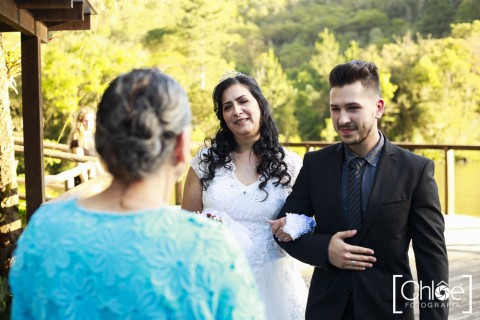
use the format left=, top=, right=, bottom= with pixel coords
left=343, top=286, right=349, bottom=293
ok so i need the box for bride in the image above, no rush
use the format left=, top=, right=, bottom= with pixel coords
left=182, top=72, right=308, bottom=319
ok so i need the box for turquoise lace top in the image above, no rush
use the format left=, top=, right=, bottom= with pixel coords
left=9, top=198, right=265, bottom=319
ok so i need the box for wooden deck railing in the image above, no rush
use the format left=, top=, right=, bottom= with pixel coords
left=14, top=137, right=480, bottom=214
left=14, top=136, right=101, bottom=199
left=282, top=141, right=480, bottom=215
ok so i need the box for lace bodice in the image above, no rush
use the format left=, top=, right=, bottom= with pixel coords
left=190, top=148, right=302, bottom=268
left=190, top=148, right=307, bottom=320
left=9, top=198, right=264, bottom=320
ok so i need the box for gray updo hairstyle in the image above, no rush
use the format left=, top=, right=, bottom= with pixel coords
left=95, top=68, right=191, bottom=184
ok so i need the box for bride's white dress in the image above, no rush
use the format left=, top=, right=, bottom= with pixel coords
left=190, top=148, right=308, bottom=320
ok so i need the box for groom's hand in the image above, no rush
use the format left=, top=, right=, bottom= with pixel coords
left=328, top=230, right=376, bottom=270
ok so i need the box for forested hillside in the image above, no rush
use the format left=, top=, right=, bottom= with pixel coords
left=5, top=0, right=480, bottom=153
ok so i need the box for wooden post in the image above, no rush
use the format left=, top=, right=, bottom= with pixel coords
left=65, top=178, right=75, bottom=191
left=444, top=148, right=455, bottom=214
left=21, top=34, right=45, bottom=220
left=175, top=181, right=183, bottom=205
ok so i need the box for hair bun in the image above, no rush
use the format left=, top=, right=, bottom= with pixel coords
left=95, top=68, right=191, bottom=183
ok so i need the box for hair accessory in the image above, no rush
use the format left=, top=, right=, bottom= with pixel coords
left=217, top=70, right=244, bottom=84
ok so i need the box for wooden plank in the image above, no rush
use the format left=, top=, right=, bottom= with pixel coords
left=17, top=7, right=35, bottom=31
left=0, top=0, right=48, bottom=42
left=175, top=181, right=183, bottom=205
left=13, top=135, right=71, bottom=152
left=14, top=144, right=98, bottom=163
left=47, top=13, right=90, bottom=31
left=49, top=174, right=112, bottom=204
left=0, top=0, right=17, bottom=23
left=17, top=0, right=73, bottom=9
left=36, top=21, right=48, bottom=43
left=21, top=34, right=45, bottom=220
left=282, top=141, right=480, bottom=151
left=445, top=149, right=455, bottom=214
left=0, top=23, right=16, bottom=32
left=33, top=2, right=83, bottom=21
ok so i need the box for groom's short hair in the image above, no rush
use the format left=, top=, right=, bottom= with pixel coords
left=329, top=60, right=381, bottom=97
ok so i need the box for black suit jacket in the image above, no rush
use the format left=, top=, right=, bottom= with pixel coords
left=276, top=138, right=449, bottom=320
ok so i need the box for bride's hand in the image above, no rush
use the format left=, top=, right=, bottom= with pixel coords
left=267, top=218, right=293, bottom=242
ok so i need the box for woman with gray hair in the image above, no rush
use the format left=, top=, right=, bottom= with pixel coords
left=9, top=68, right=264, bottom=319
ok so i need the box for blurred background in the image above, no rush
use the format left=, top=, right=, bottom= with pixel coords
left=2, top=0, right=480, bottom=215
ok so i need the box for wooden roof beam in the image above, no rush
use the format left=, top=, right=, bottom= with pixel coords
left=47, top=13, right=90, bottom=31
left=32, top=2, right=83, bottom=21
left=17, top=0, right=73, bottom=10
left=0, top=0, right=48, bottom=42
left=0, top=23, right=16, bottom=32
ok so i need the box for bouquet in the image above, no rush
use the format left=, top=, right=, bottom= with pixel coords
left=196, top=208, right=253, bottom=254
left=194, top=208, right=226, bottom=223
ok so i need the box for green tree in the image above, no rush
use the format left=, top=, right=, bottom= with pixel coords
left=454, top=0, right=480, bottom=23
left=380, top=26, right=480, bottom=144
left=253, top=49, right=299, bottom=140
left=42, top=30, right=149, bottom=144
left=416, top=0, right=456, bottom=37
left=310, top=29, right=343, bottom=82
left=305, top=29, right=344, bottom=140
left=385, top=0, right=427, bottom=22
left=0, top=34, right=22, bottom=317
left=295, top=83, right=324, bottom=141
left=143, top=0, right=243, bottom=141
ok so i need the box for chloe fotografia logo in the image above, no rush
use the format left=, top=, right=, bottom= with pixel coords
left=435, top=281, right=450, bottom=301
left=392, top=275, right=473, bottom=314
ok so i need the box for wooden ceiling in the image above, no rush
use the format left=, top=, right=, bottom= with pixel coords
left=0, top=0, right=96, bottom=43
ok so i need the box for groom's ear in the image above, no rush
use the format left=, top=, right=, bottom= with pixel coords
left=375, top=98, right=385, bottom=119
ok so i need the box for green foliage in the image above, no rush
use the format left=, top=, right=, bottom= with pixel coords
left=253, top=49, right=299, bottom=140
left=278, top=41, right=313, bottom=73
left=455, top=0, right=480, bottom=23
left=42, top=30, right=150, bottom=143
left=416, top=0, right=456, bottom=37
left=6, top=0, right=478, bottom=147
left=294, top=84, right=324, bottom=140
left=310, top=29, right=343, bottom=80
left=378, top=29, right=480, bottom=144
left=341, top=9, right=390, bottom=39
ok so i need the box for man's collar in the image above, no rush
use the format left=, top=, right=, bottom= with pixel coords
left=344, top=131, right=384, bottom=167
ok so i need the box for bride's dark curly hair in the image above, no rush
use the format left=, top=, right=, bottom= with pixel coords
left=199, top=74, right=291, bottom=200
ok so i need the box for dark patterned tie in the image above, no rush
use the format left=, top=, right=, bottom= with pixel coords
left=348, top=158, right=366, bottom=230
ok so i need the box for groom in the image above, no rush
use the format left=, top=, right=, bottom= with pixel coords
left=273, top=60, right=448, bottom=319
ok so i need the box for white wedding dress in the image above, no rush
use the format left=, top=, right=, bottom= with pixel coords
left=190, top=148, right=308, bottom=320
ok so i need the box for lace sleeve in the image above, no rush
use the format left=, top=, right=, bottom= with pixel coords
left=189, top=148, right=209, bottom=179
left=284, top=149, right=303, bottom=186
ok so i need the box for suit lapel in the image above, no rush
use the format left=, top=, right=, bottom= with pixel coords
left=317, top=143, right=347, bottom=230
left=355, top=139, right=398, bottom=243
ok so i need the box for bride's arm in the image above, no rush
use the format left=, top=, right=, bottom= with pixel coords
left=273, top=152, right=333, bottom=269
left=181, top=167, right=204, bottom=212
